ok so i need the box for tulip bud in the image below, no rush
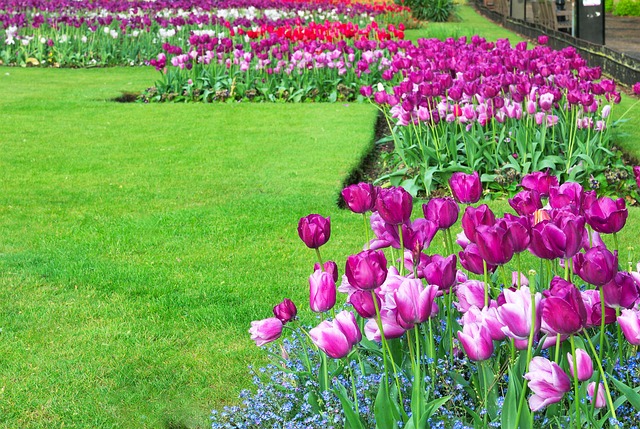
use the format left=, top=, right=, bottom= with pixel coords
left=297, top=214, right=331, bottom=249
left=341, top=183, right=377, bottom=214
left=273, top=298, right=297, bottom=323
left=449, top=171, right=483, bottom=204
left=457, top=322, right=494, bottom=361
left=587, top=382, right=606, bottom=408
left=567, top=348, right=594, bottom=382
left=345, top=249, right=388, bottom=291
left=375, top=186, right=413, bottom=225
left=422, top=197, right=459, bottom=230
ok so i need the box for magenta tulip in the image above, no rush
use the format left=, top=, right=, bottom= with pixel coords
left=345, top=249, right=388, bottom=291
left=449, top=171, right=483, bottom=204
left=602, top=271, right=639, bottom=309
left=520, top=171, right=558, bottom=197
left=462, top=306, right=506, bottom=341
left=549, top=182, right=585, bottom=212
left=314, top=260, right=339, bottom=283
left=542, top=277, right=587, bottom=335
left=584, top=196, right=628, bottom=234
left=422, top=254, right=457, bottom=292
left=461, top=204, right=496, bottom=243
left=273, top=299, right=297, bottom=324
left=309, top=269, right=336, bottom=313
left=459, top=243, right=497, bottom=275
left=364, top=308, right=406, bottom=341
left=422, top=197, right=459, bottom=230
left=375, top=186, right=413, bottom=225
left=350, top=289, right=380, bottom=318
left=298, top=214, right=331, bottom=249
left=402, top=218, right=438, bottom=254
left=249, top=317, right=283, bottom=347
left=587, top=382, right=606, bottom=408
left=475, top=224, right=515, bottom=266
left=574, top=245, right=617, bottom=286
left=334, top=310, right=362, bottom=346
left=369, top=211, right=401, bottom=250
left=457, top=322, right=494, bottom=361
left=524, top=356, right=571, bottom=411
left=499, top=214, right=531, bottom=254
left=394, top=278, right=439, bottom=325
left=529, top=212, right=585, bottom=260
left=618, top=308, right=640, bottom=345
left=509, top=190, right=543, bottom=216
left=567, top=348, right=594, bottom=382
left=341, top=183, right=378, bottom=214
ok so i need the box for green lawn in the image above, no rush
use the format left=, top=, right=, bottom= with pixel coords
left=0, top=67, right=377, bottom=428
left=1, top=5, right=640, bottom=429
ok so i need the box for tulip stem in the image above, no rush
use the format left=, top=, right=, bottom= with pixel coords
left=613, top=232, right=619, bottom=254
left=564, top=258, right=570, bottom=281
left=346, top=362, right=360, bottom=415
left=616, top=308, right=624, bottom=368
left=397, top=224, right=405, bottom=276
left=554, top=334, right=562, bottom=363
left=516, top=253, right=522, bottom=289
left=363, top=213, right=370, bottom=250
left=584, top=332, right=618, bottom=424
left=315, top=248, right=324, bottom=269
left=569, top=335, right=581, bottom=428
left=483, top=260, right=489, bottom=308
left=515, top=281, right=538, bottom=429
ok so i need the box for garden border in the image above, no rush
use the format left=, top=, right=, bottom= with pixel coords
left=472, top=0, right=640, bottom=86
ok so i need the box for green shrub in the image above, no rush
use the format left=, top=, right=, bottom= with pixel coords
left=404, top=0, right=457, bottom=22
left=605, top=0, right=614, bottom=12
left=613, top=0, right=640, bottom=15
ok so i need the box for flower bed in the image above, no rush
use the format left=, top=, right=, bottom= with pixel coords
left=223, top=174, right=640, bottom=428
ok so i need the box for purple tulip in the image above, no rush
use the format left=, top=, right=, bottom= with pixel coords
left=499, top=214, right=531, bottom=254
left=602, top=271, right=640, bottom=309
left=529, top=211, right=585, bottom=260
left=461, top=204, right=496, bottom=243
left=542, top=277, right=587, bottom=335
left=375, top=186, right=413, bottom=225
left=249, top=317, right=283, bottom=347
left=273, top=298, right=297, bottom=323
left=498, top=286, right=542, bottom=340
left=618, top=308, right=640, bottom=345
left=574, top=245, right=617, bottom=286
left=520, top=171, right=558, bottom=197
left=394, top=278, right=439, bottom=325
left=459, top=243, right=496, bottom=275
left=587, top=382, right=606, bottom=408
left=584, top=196, right=628, bottom=234
left=549, top=182, right=585, bottom=212
left=422, top=254, right=457, bottom=292
left=314, top=260, right=339, bottom=283
left=524, top=356, right=571, bottom=411
left=298, top=214, right=331, bottom=249
left=509, top=190, right=543, bottom=216
left=567, top=348, right=594, bottom=382
left=422, top=197, right=459, bottom=230
left=345, top=249, right=388, bottom=291
left=349, top=289, right=380, bottom=318
left=309, top=269, right=336, bottom=313
left=634, top=166, right=640, bottom=190
left=457, top=322, right=494, bottom=361
left=475, top=224, right=515, bottom=266
left=402, top=218, right=438, bottom=254
left=455, top=280, right=487, bottom=312
left=449, top=171, right=483, bottom=204
left=581, top=289, right=615, bottom=328
left=341, top=183, right=378, bottom=214
left=309, top=311, right=361, bottom=359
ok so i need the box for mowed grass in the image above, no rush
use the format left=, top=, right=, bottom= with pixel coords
left=0, top=67, right=378, bottom=428
left=1, top=4, right=640, bottom=428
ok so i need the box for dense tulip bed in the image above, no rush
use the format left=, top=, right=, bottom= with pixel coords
left=226, top=173, right=640, bottom=429
left=0, top=0, right=409, bottom=67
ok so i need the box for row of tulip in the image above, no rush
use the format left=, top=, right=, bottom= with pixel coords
left=240, top=171, right=640, bottom=428
left=0, top=0, right=409, bottom=66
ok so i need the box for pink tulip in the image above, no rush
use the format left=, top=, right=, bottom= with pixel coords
left=249, top=317, right=283, bottom=347
left=524, top=356, right=572, bottom=411
left=422, top=254, right=457, bottom=292
left=618, top=308, right=640, bottom=345
left=602, top=271, right=640, bottom=309
left=309, top=269, right=336, bottom=313
left=457, top=322, right=494, bottom=361
left=498, top=286, right=542, bottom=340
left=587, top=382, right=606, bottom=408
left=309, top=311, right=361, bottom=359
left=462, top=306, right=505, bottom=341
left=455, top=280, right=486, bottom=312
left=394, top=278, right=439, bottom=325
left=567, top=348, right=594, bottom=382
left=350, top=289, right=380, bottom=318
left=364, top=308, right=406, bottom=341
